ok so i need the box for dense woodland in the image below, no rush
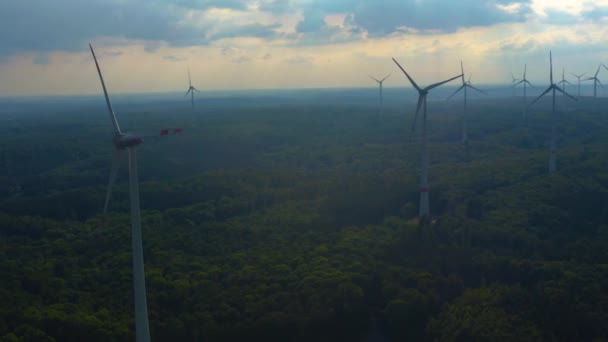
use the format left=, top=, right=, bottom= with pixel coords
left=1, top=92, right=608, bottom=341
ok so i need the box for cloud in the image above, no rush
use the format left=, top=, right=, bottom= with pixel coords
left=231, top=56, right=251, bottom=63
left=103, top=51, right=124, bottom=57
left=284, top=56, right=313, bottom=64
left=33, top=54, right=50, bottom=65
left=209, top=23, right=281, bottom=40
left=296, top=9, right=326, bottom=33
left=347, top=0, right=532, bottom=36
left=582, top=6, right=608, bottom=21
left=0, top=0, right=276, bottom=59
left=258, top=0, right=293, bottom=14
left=163, top=55, right=187, bottom=62
left=542, top=8, right=580, bottom=25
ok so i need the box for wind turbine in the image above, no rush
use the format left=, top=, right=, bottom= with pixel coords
left=392, top=57, right=462, bottom=219
left=571, top=72, right=586, bottom=98
left=90, top=44, right=151, bottom=342
left=528, top=51, right=577, bottom=174
left=184, top=68, right=200, bottom=111
left=557, top=68, right=573, bottom=96
left=369, top=74, right=390, bottom=115
left=584, top=64, right=603, bottom=99
left=513, top=64, right=534, bottom=118
left=510, top=72, right=520, bottom=97
left=447, top=61, right=487, bottom=144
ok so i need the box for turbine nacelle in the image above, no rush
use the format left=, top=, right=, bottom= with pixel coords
left=114, top=133, right=144, bottom=149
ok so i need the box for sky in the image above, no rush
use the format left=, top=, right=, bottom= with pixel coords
left=1, top=0, right=608, bottom=96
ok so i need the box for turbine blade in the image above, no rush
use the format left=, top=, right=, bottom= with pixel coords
left=447, top=85, right=465, bottom=100
left=524, top=64, right=527, bottom=78
left=603, top=64, right=608, bottom=72
left=468, top=73, right=472, bottom=84
left=89, top=44, right=121, bottom=133
left=193, top=87, right=201, bottom=92
left=425, top=73, right=463, bottom=91
left=188, top=68, right=192, bottom=87
left=596, top=64, right=602, bottom=77
left=369, top=75, right=380, bottom=82
left=528, top=86, right=552, bottom=108
left=185, top=88, right=192, bottom=98
left=411, top=95, right=424, bottom=136
left=599, top=79, right=604, bottom=88
left=103, top=149, right=122, bottom=215
left=460, top=61, right=465, bottom=85
left=468, top=84, right=487, bottom=95
left=381, top=74, right=391, bottom=82
left=554, top=85, right=577, bottom=101
left=513, top=80, right=524, bottom=86
left=525, top=80, right=535, bottom=88
left=549, top=51, right=553, bottom=84
left=392, top=58, right=422, bottom=92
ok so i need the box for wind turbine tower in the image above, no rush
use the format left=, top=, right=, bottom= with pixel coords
left=447, top=61, right=487, bottom=144
left=513, top=64, right=534, bottom=118
left=90, top=44, right=151, bottom=342
left=571, top=72, right=586, bottom=98
left=185, top=68, right=200, bottom=111
left=392, top=57, right=461, bottom=219
left=369, top=74, right=390, bottom=115
left=528, top=51, right=577, bottom=173
left=584, top=64, right=603, bottom=99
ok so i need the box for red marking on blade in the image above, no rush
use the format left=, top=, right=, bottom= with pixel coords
left=160, top=129, right=169, bottom=135
left=419, top=187, right=430, bottom=193
left=173, top=128, right=183, bottom=134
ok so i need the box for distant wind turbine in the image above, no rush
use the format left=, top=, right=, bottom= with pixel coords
left=557, top=68, right=573, bottom=96
left=571, top=72, right=587, bottom=98
left=184, top=68, right=200, bottom=111
left=584, top=64, right=603, bottom=99
left=513, top=64, right=534, bottom=118
left=369, top=74, right=390, bottom=115
left=447, top=61, right=487, bottom=144
left=510, top=72, right=520, bottom=97
left=392, top=57, right=462, bottom=219
left=528, top=51, right=577, bottom=173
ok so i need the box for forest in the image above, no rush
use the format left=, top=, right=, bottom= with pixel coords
left=1, top=90, right=608, bottom=341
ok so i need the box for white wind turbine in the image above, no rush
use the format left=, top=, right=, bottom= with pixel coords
left=90, top=44, right=151, bottom=342
left=447, top=61, right=487, bottom=144
left=584, top=64, right=603, bottom=99
left=557, top=68, right=573, bottom=96
left=571, top=72, right=586, bottom=98
left=513, top=64, right=534, bottom=118
left=528, top=51, right=577, bottom=174
left=184, top=68, right=200, bottom=111
left=392, top=57, right=462, bottom=219
left=369, top=74, right=390, bottom=115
